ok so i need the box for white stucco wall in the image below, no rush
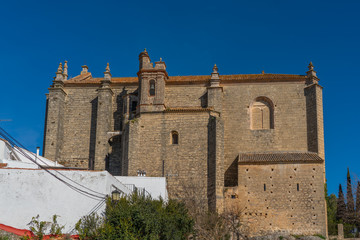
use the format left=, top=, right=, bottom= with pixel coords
left=115, top=176, right=168, bottom=201
left=0, top=139, right=62, bottom=169
left=0, top=140, right=10, bottom=160
left=0, top=169, right=131, bottom=232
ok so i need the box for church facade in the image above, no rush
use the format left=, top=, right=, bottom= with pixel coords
left=43, top=50, right=326, bottom=236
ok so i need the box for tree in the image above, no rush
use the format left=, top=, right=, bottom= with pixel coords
left=97, top=193, right=194, bottom=240
left=75, top=213, right=103, bottom=240
left=173, top=178, right=248, bottom=239
left=347, top=168, right=356, bottom=224
left=337, top=184, right=347, bottom=221
left=356, top=182, right=360, bottom=228
left=325, top=182, right=338, bottom=235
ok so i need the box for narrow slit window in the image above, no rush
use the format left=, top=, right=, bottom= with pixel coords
left=131, top=101, right=137, bottom=112
left=171, top=131, right=179, bottom=145
left=264, top=184, right=266, bottom=191
left=149, top=80, right=156, bottom=96
left=297, top=183, right=299, bottom=191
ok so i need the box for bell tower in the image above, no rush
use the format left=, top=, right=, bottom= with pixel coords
left=137, top=49, right=167, bottom=113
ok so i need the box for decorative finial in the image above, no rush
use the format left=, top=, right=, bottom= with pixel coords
left=81, top=65, right=89, bottom=75
left=160, top=57, right=162, bottom=62
left=308, top=61, right=314, bottom=71
left=144, top=48, right=147, bottom=53
left=262, top=70, right=265, bottom=74
left=57, top=62, right=63, bottom=73
left=306, top=61, right=318, bottom=84
left=212, top=64, right=218, bottom=73
left=54, top=62, right=64, bottom=82
left=103, top=62, right=112, bottom=81
left=63, top=61, right=68, bottom=80
left=210, top=64, right=220, bottom=87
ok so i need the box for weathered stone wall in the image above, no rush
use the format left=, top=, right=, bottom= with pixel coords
left=61, top=87, right=98, bottom=168
left=43, top=64, right=326, bottom=236
left=94, top=84, right=113, bottom=171
left=48, top=85, right=138, bottom=170
left=229, top=162, right=326, bottom=236
left=221, top=82, right=308, bottom=186
left=165, top=85, right=207, bottom=107
left=126, top=111, right=211, bottom=203
left=43, top=88, right=66, bottom=163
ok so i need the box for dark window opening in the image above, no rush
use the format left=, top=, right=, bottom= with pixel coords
left=297, top=183, right=299, bottom=191
left=171, top=131, right=179, bottom=145
left=131, top=101, right=137, bottom=112
left=264, top=184, right=266, bottom=191
left=149, top=80, right=155, bottom=96
left=231, top=194, right=236, bottom=199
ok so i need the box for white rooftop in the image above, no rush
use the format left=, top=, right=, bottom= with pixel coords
left=0, top=139, right=62, bottom=169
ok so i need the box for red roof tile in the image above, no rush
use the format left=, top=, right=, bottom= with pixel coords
left=64, top=73, right=306, bottom=85
left=238, top=151, right=323, bottom=164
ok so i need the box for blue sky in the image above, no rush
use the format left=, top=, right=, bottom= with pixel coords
left=0, top=0, right=359, bottom=195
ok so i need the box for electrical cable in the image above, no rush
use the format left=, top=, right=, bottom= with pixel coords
left=0, top=127, right=106, bottom=198
left=68, top=198, right=107, bottom=234
left=0, top=127, right=106, bottom=200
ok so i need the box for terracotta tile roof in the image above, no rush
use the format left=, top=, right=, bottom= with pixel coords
left=167, top=74, right=306, bottom=83
left=0, top=163, right=8, bottom=168
left=64, top=73, right=306, bottom=85
left=238, top=151, right=323, bottom=164
left=165, top=107, right=213, bottom=112
left=66, top=72, right=93, bottom=83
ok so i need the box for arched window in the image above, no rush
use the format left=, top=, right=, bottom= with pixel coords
left=149, top=80, right=156, bottom=96
left=171, top=131, right=179, bottom=145
left=250, top=97, right=274, bottom=130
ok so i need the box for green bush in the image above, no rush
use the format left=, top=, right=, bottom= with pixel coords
left=75, top=213, right=103, bottom=240
left=97, top=193, right=194, bottom=240
left=75, top=193, right=194, bottom=239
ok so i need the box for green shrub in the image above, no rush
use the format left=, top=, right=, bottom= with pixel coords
left=75, top=213, right=103, bottom=240
left=76, top=193, right=194, bottom=240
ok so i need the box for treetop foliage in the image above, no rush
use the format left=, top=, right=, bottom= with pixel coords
left=76, top=193, right=194, bottom=240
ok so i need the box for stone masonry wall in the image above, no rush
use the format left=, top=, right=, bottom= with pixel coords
left=43, top=71, right=326, bottom=236
left=126, top=111, right=211, bottom=204
left=43, top=88, right=66, bottom=162
left=60, top=87, right=98, bottom=168
left=221, top=82, right=309, bottom=186
left=53, top=86, right=137, bottom=169
left=231, top=162, right=326, bottom=236
left=165, top=85, right=208, bottom=107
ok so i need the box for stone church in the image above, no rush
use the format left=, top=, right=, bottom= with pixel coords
left=43, top=50, right=326, bottom=236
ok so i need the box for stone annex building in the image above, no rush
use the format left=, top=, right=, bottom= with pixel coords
left=43, top=50, right=326, bottom=236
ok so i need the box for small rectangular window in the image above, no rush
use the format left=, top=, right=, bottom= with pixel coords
left=131, top=101, right=137, bottom=112
left=171, top=131, right=179, bottom=145
left=297, top=183, right=299, bottom=191
left=264, top=184, right=266, bottom=191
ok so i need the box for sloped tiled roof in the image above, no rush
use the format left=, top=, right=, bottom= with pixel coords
left=238, top=151, right=323, bottom=164
left=64, top=73, right=306, bottom=85
left=164, top=107, right=213, bottom=113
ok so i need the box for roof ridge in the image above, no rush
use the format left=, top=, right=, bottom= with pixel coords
left=65, top=73, right=307, bottom=84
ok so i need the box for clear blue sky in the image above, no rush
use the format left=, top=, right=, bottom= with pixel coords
left=0, top=0, right=359, bottom=195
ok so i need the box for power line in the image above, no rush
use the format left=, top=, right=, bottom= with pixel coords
left=0, top=126, right=107, bottom=200
left=0, top=128, right=106, bottom=197
left=68, top=198, right=107, bottom=234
